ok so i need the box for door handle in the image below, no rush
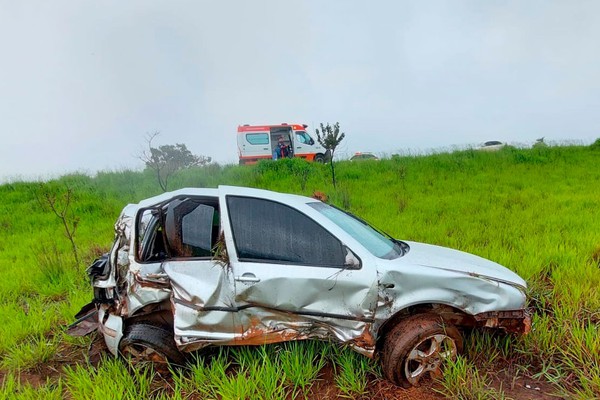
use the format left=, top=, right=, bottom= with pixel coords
left=263, top=148, right=269, bottom=150
left=235, top=272, right=261, bottom=283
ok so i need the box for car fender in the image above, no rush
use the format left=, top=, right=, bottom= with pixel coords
left=374, top=266, right=526, bottom=331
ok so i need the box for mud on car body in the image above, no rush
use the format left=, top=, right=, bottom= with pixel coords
left=70, top=185, right=530, bottom=387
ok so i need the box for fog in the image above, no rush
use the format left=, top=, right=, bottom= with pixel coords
left=1, top=1, right=599, bottom=181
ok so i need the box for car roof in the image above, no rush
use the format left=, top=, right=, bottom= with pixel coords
left=134, top=186, right=316, bottom=210
left=219, top=185, right=316, bottom=208
left=136, top=188, right=219, bottom=209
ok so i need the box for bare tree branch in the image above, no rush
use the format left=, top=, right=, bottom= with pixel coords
left=35, top=183, right=81, bottom=266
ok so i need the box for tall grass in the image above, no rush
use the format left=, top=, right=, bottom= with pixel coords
left=0, top=373, right=63, bottom=400
left=169, top=344, right=325, bottom=399
left=332, top=346, right=374, bottom=398
left=279, top=340, right=327, bottom=395
left=64, top=357, right=157, bottom=399
left=437, top=355, right=509, bottom=400
left=0, top=144, right=599, bottom=397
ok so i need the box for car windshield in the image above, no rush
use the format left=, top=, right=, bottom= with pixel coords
left=309, top=202, right=404, bottom=259
left=295, top=131, right=312, bottom=144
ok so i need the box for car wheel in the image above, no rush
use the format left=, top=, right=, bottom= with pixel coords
left=381, top=313, right=463, bottom=387
left=119, top=322, right=186, bottom=368
left=314, top=154, right=325, bottom=163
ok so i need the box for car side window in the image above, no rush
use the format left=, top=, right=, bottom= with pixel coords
left=226, top=196, right=346, bottom=267
left=246, top=133, right=269, bottom=145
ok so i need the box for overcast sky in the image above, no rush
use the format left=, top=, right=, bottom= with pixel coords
left=1, top=1, right=599, bottom=182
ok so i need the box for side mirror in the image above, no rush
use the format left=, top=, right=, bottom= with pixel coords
left=344, top=247, right=361, bottom=269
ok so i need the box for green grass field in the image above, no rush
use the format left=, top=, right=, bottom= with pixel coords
left=1, top=144, right=599, bottom=399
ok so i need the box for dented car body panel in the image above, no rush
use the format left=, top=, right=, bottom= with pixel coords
left=72, top=185, right=530, bottom=359
left=374, top=241, right=527, bottom=323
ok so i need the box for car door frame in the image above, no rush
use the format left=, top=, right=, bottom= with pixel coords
left=136, top=195, right=239, bottom=352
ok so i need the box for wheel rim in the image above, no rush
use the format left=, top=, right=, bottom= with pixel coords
left=121, top=343, right=169, bottom=366
left=403, top=333, right=457, bottom=385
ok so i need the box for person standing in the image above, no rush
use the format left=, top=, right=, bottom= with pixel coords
left=275, top=135, right=289, bottom=159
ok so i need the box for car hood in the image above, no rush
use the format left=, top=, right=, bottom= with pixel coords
left=399, top=241, right=526, bottom=289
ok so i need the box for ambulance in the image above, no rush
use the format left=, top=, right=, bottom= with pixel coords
left=237, top=123, right=330, bottom=165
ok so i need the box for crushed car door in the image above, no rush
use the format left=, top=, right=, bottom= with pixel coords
left=218, top=188, right=379, bottom=352
left=161, top=197, right=238, bottom=352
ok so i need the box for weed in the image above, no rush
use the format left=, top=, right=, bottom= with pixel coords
left=590, top=245, right=600, bottom=268
left=188, top=349, right=231, bottom=398
left=436, top=356, right=509, bottom=400
left=34, top=243, right=78, bottom=296
left=0, top=334, right=59, bottom=371
left=0, top=373, right=63, bottom=400
left=395, top=193, right=409, bottom=213
left=333, top=346, right=373, bottom=398
left=64, top=357, right=157, bottom=399
left=248, top=346, right=287, bottom=400
left=278, top=340, right=326, bottom=396
left=330, top=187, right=352, bottom=209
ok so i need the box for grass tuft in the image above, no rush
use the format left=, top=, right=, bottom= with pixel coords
left=436, top=355, right=509, bottom=400
left=278, top=340, right=327, bottom=397
left=63, top=357, right=158, bottom=399
left=333, top=346, right=374, bottom=398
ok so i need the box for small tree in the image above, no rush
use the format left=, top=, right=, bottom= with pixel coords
left=140, top=132, right=211, bottom=191
left=315, top=122, right=345, bottom=189
left=36, top=183, right=80, bottom=267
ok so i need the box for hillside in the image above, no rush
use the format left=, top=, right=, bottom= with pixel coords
left=1, top=145, right=599, bottom=399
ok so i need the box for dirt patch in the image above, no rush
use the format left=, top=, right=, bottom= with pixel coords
left=295, top=364, right=444, bottom=400
left=488, top=367, right=565, bottom=400
left=367, top=377, right=445, bottom=400
left=0, top=334, right=101, bottom=390
left=0, top=364, right=61, bottom=390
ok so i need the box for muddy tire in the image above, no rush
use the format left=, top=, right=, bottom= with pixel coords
left=381, top=313, right=463, bottom=387
left=314, top=154, right=325, bottom=163
left=119, top=322, right=186, bottom=368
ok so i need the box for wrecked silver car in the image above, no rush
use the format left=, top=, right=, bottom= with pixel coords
left=70, top=185, right=530, bottom=386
